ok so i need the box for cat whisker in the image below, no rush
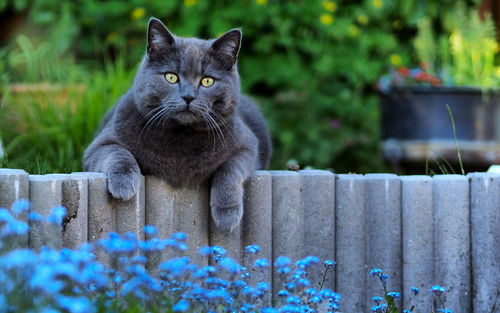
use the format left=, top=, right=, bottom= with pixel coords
left=206, top=107, right=235, bottom=142
left=197, top=110, right=217, bottom=154
left=138, top=105, right=165, bottom=139
left=192, top=105, right=228, bottom=153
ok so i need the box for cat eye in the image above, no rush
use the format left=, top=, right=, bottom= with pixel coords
left=165, top=73, right=178, bottom=84
left=201, top=77, right=215, bottom=87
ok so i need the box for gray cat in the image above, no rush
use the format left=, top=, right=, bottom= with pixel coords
left=83, top=18, right=271, bottom=232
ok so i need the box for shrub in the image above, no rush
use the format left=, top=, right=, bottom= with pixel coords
left=0, top=0, right=480, bottom=172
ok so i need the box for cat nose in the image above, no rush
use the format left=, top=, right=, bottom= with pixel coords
left=182, top=95, right=195, bottom=105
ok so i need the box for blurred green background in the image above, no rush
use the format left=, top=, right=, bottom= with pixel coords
left=0, top=0, right=485, bottom=174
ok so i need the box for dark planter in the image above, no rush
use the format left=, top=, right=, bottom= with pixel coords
left=380, top=86, right=500, bottom=141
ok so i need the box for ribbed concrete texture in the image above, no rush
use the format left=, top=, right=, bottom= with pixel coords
left=145, top=175, right=209, bottom=270
left=335, top=174, right=366, bottom=313
left=209, top=195, right=242, bottom=266
left=0, top=169, right=29, bottom=248
left=468, top=173, right=500, bottom=313
left=83, top=172, right=115, bottom=266
left=29, top=175, right=64, bottom=250
left=47, top=174, right=89, bottom=251
left=242, top=171, right=272, bottom=307
left=401, top=176, right=433, bottom=312
left=270, top=171, right=302, bottom=304
left=115, top=175, right=145, bottom=242
left=433, top=175, right=470, bottom=313
left=300, top=170, right=335, bottom=291
left=364, top=174, right=402, bottom=311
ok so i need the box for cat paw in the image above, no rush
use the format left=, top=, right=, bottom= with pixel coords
left=107, top=172, right=139, bottom=201
left=211, top=204, right=243, bottom=233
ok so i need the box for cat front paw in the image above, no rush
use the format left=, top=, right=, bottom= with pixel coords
left=211, top=204, right=243, bottom=233
left=107, top=172, right=139, bottom=201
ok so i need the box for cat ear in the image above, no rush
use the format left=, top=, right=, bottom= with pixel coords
left=147, top=17, right=175, bottom=55
left=210, top=29, right=242, bottom=69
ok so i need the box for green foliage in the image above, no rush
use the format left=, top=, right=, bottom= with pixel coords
left=0, top=57, right=134, bottom=173
left=414, top=4, right=500, bottom=88
left=0, top=0, right=482, bottom=172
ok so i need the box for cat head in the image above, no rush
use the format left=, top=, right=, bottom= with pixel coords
left=132, top=18, right=241, bottom=128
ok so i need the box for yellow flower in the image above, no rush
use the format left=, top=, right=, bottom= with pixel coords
left=390, top=54, right=402, bottom=66
left=130, top=7, right=146, bottom=20
left=256, top=0, right=267, bottom=5
left=357, top=14, right=368, bottom=25
left=322, top=1, right=337, bottom=13
left=320, top=14, right=334, bottom=25
left=184, top=0, right=197, bottom=7
left=348, top=25, right=360, bottom=37
left=372, top=0, right=383, bottom=9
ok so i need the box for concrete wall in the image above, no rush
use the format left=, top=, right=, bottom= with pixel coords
left=0, top=169, right=498, bottom=313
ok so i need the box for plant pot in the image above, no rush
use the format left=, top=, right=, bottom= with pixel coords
left=379, top=86, right=500, bottom=171
left=380, top=86, right=500, bottom=141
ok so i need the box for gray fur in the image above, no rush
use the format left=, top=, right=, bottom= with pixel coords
left=83, top=18, right=271, bottom=232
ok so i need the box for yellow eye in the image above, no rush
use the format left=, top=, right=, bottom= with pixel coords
left=165, top=73, right=178, bottom=84
left=201, top=77, right=214, bottom=87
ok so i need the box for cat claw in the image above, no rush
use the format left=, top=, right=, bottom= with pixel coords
left=107, top=172, right=139, bottom=201
left=211, top=204, right=243, bottom=233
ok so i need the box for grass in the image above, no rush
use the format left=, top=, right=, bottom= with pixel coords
left=0, top=57, right=136, bottom=173
left=425, top=104, right=465, bottom=176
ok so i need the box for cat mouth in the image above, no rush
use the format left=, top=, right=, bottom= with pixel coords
left=173, top=108, right=199, bottom=124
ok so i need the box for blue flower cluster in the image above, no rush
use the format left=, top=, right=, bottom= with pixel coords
left=0, top=201, right=341, bottom=313
left=0, top=201, right=456, bottom=313
left=369, top=268, right=452, bottom=313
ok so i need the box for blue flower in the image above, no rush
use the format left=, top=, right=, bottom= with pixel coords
left=370, top=268, right=382, bottom=277
left=28, top=211, right=43, bottom=221
left=220, top=257, right=241, bottom=275
left=297, top=278, right=310, bottom=288
left=286, top=282, right=296, bottom=290
left=0, top=209, right=14, bottom=223
left=295, top=255, right=319, bottom=268
left=212, top=245, right=227, bottom=256
left=172, top=232, right=187, bottom=241
left=256, top=281, right=270, bottom=292
left=46, top=206, right=67, bottom=224
left=11, top=199, right=30, bottom=215
left=308, top=296, right=322, bottom=304
left=371, top=304, right=388, bottom=312
left=324, top=260, right=336, bottom=268
left=198, top=245, right=212, bottom=256
left=387, top=291, right=401, bottom=298
left=160, top=257, right=190, bottom=277
left=380, top=274, right=389, bottom=283
left=244, top=244, right=260, bottom=254
left=403, top=310, right=412, bottom=313
left=278, top=289, right=289, bottom=297
left=57, top=296, right=91, bottom=313
left=254, top=258, right=269, bottom=268
left=1, top=219, right=29, bottom=236
left=143, top=225, right=157, bottom=235
left=411, top=286, right=420, bottom=295
left=430, top=285, right=446, bottom=294
left=277, top=266, right=291, bottom=275
left=274, top=256, right=291, bottom=267
left=372, top=296, right=383, bottom=304
left=172, top=299, right=190, bottom=312
left=286, top=295, right=302, bottom=305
